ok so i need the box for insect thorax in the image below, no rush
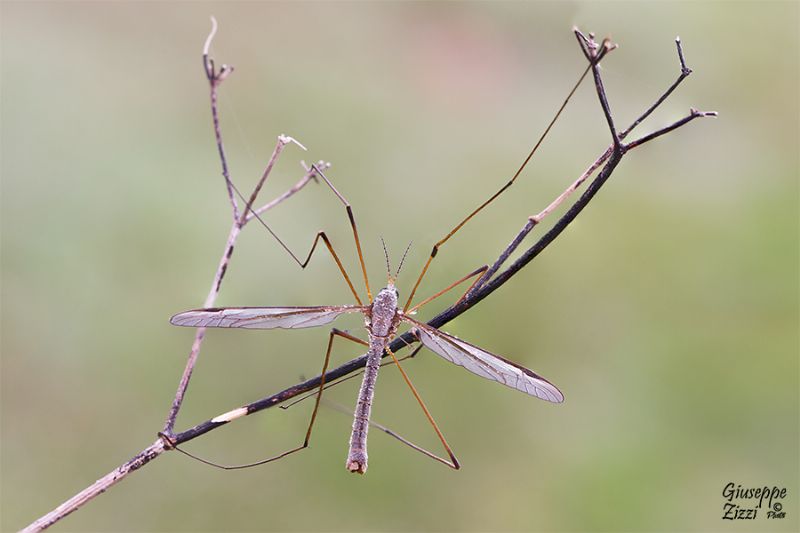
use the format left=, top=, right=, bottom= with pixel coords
left=369, top=286, right=399, bottom=338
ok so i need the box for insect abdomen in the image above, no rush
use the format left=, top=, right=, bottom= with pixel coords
left=346, top=339, right=384, bottom=474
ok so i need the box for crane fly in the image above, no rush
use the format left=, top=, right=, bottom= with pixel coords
left=171, top=264, right=563, bottom=473
left=169, top=52, right=598, bottom=473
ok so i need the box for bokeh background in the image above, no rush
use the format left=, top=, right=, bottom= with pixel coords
left=2, top=2, right=797, bottom=532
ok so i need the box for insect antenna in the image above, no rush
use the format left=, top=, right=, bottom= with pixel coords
left=395, top=241, right=413, bottom=279
left=381, top=236, right=393, bottom=281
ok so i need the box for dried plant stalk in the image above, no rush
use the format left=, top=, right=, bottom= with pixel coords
left=21, top=23, right=715, bottom=533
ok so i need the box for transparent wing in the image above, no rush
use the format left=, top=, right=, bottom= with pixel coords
left=170, top=305, right=365, bottom=330
left=405, top=317, right=563, bottom=403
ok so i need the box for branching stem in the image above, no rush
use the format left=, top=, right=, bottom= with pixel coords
left=21, top=26, right=716, bottom=533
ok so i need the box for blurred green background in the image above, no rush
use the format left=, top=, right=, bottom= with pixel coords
left=2, top=2, right=797, bottom=532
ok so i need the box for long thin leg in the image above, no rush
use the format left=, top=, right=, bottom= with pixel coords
left=281, top=345, right=424, bottom=410
left=385, top=346, right=460, bottom=470
left=162, top=328, right=361, bottom=470
left=245, top=161, right=323, bottom=222
left=242, top=165, right=372, bottom=302
left=231, top=175, right=366, bottom=306
left=323, top=398, right=457, bottom=468
left=297, top=231, right=364, bottom=305
left=313, top=166, right=372, bottom=301
left=407, top=265, right=488, bottom=315
left=403, top=60, right=601, bottom=312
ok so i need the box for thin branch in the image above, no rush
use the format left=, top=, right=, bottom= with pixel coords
left=22, top=28, right=716, bottom=532
left=203, top=17, right=238, bottom=220
left=471, top=32, right=711, bottom=293
left=471, top=152, right=608, bottom=294
left=236, top=135, right=308, bottom=226
left=20, top=441, right=167, bottom=533
left=162, top=137, right=311, bottom=435
left=163, top=25, right=316, bottom=436
left=247, top=161, right=327, bottom=222
left=621, top=37, right=692, bottom=138
left=576, top=31, right=622, bottom=149
left=624, top=108, right=717, bottom=150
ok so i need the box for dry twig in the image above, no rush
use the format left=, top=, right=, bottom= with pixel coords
left=22, top=23, right=715, bottom=532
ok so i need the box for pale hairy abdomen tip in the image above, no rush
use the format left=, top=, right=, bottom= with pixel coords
left=346, top=460, right=367, bottom=474
left=346, top=450, right=368, bottom=474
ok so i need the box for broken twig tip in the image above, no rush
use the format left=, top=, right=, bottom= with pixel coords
left=218, top=64, right=233, bottom=81
left=203, top=16, right=218, bottom=57
left=279, top=135, right=308, bottom=151
left=690, top=108, right=718, bottom=118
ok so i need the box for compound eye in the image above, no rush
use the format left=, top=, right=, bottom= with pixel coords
left=394, top=289, right=400, bottom=297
